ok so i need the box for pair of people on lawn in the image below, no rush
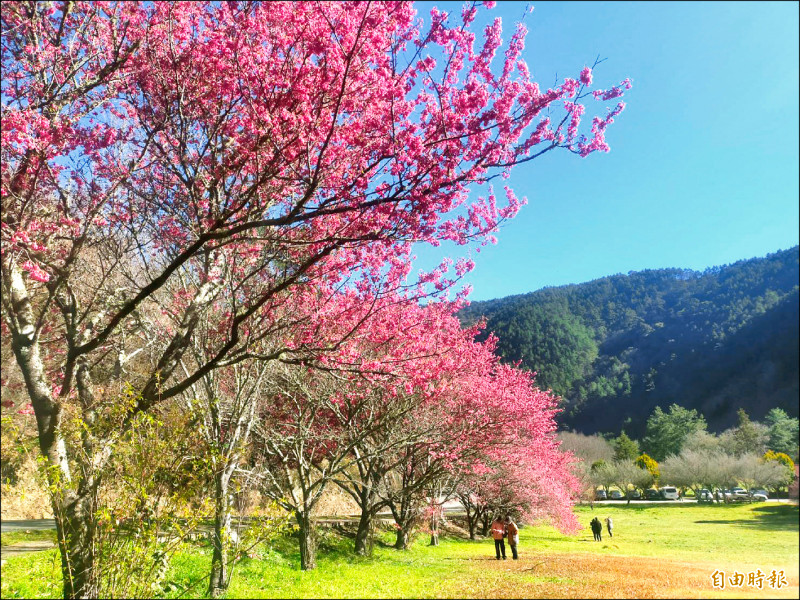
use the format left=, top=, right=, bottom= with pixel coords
left=591, top=516, right=613, bottom=541
left=490, top=515, right=519, bottom=560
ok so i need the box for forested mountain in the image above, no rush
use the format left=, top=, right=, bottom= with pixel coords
left=460, top=247, right=800, bottom=437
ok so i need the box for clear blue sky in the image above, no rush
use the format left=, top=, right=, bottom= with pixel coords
left=413, top=1, right=800, bottom=301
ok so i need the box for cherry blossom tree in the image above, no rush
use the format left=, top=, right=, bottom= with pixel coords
left=379, top=346, right=581, bottom=548
left=328, top=302, right=480, bottom=555
left=2, top=1, right=629, bottom=595
left=250, top=292, right=476, bottom=567
left=178, top=360, right=270, bottom=597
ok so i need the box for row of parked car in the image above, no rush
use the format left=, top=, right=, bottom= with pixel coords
left=595, top=486, right=769, bottom=502
left=696, top=487, right=769, bottom=503
left=594, top=486, right=679, bottom=501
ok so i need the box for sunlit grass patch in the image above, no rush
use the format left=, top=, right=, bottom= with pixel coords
left=0, top=549, right=61, bottom=599
left=0, top=529, right=56, bottom=547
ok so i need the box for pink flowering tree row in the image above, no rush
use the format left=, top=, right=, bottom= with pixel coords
left=249, top=292, right=579, bottom=568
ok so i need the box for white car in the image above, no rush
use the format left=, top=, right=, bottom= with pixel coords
left=659, top=486, right=680, bottom=500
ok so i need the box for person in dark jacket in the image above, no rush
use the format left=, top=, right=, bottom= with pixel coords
left=590, top=517, right=602, bottom=541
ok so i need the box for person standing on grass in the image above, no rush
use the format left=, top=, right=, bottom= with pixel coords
left=590, top=517, right=602, bottom=541
left=605, top=516, right=613, bottom=538
left=504, top=515, right=519, bottom=560
left=491, top=515, right=507, bottom=560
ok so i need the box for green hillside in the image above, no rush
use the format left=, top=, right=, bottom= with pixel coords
left=460, top=247, right=800, bottom=437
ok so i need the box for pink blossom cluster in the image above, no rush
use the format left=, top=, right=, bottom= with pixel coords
left=592, top=77, right=633, bottom=101
left=576, top=102, right=626, bottom=157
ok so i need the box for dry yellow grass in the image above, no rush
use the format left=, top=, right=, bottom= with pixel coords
left=443, top=552, right=799, bottom=599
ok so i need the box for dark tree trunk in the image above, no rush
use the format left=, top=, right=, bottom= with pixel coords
left=394, top=525, right=411, bottom=550
left=297, top=511, right=317, bottom=570
left=389, top=501, right=414, bottom=550
left=208, top=472, right=232, bottom=598
left=480, top=512, right=490, bottom=537
left=463, top=502, right=476, bottom=540
left=354, top=509, right=373, bottom=556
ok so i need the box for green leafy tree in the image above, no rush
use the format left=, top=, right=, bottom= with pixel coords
left=613, top=432, right=640, bottom=461
left=643, top=404, right=707, bottom=461
left=722, top=409, right=768, bottom=457
left=590, top=460, right=616, bottom=494
left=764, top=409, right=800, bottom=459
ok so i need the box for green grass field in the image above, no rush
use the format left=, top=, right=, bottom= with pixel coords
left=2, top=503, right=798, bottom=599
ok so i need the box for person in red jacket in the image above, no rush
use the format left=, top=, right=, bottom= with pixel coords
left=491, top=516, right=507, bottom=560
left=505, top=515, right=519, bottom=560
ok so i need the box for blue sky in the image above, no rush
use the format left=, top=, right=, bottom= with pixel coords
left=413, top=1, right=800, bottom=301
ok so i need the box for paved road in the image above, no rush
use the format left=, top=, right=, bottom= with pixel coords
left=1, top=519, right=56, bottom=532
left=0, top=521, right=57, bottom=562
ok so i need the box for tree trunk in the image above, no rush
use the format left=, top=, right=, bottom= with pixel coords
left=55, top=490, right=99, bottom=599
left=480, top=512, right=490, bottom=537
left=297, top=511, right=317, bottom=570
left=354, top=509, right=373, bottom=556
left=429, top=513, right=439, bottom=546
left=464, top=504, right=476, bottom=540
left=7, top=267, right=100, bottom=598
left=208, top=472, right=232, bottom=598
left=394, top=525, right=411, bottom=550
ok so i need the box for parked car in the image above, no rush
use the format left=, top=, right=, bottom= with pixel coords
left=750, top=492, right=768, bottom=502
left=659, top=486, right=680, bottom=500
left=697, top=489, right=714, bottom=502
left=609, top=490, right=624, bottom=500
left=725, top=489, right=750, bottom=503
left=750, top=489, right=769, bottom=499
left=595, top=489, right=607, bottom=501
left=627, top=489, right=642, bottom=500
left=644, top=488, right=661, bottom=500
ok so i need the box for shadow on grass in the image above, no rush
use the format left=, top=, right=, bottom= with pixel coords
left=693, top=504, right=799, bottom=531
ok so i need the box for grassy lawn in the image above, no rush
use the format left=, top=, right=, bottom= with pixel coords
left=2, top=503, right=798, bottom=599
left=0, top=529, right=56, bottom=547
